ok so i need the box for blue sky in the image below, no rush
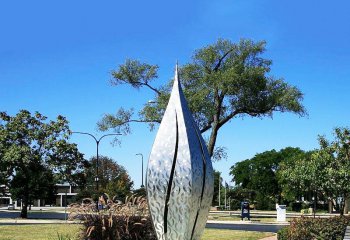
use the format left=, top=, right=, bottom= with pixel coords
left=1, top=0, right=349, bottom=188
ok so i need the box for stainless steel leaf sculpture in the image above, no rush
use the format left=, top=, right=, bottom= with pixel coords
left=146, top=64, right=214, bottom=240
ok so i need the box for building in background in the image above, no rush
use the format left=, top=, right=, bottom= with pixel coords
left=0, top=183, right=79, bottom=208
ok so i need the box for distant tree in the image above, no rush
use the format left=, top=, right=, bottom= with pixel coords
left=227, top=186, right=257, bottom=209
left=98, top=38, right=306, bottom=161
left=0, top=110, right=86, bottom=218
left=279, top=128, right=350, bottom=215
left=133, top=187, right=146, bottom=197
left=315, top=128, right=350, bottom=215
left=230, top=147, right=305, bottom=209
left=80, top=156, right=133, bottom=201
left=277, top=150, right=315, bottom=202
left=10, top=163, right=57, bottom=208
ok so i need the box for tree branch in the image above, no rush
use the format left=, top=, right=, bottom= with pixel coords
left=200, top=122, right=213, bottom=133
left=122, top=119, right=161, bottom=125
left=213, top=48, right=235, bottom=72
left=143, top=83, right=162, bottom=96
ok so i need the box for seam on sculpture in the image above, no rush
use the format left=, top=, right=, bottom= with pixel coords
left=164, top=110, right=179, bottom=237
left=190, top=120, right=207, bottom=240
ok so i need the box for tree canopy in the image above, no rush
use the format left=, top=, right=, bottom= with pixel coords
left=98, top=38, right=306, bottom=160
left=230, top=147, right=305, bottom=209
left=279, top=127, right=350, bottom=214
left=78, top=156, right=133, bottom=201
left=0, top=110, right=86, bottom=218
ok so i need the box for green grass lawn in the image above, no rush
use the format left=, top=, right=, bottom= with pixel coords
left=0, top=224, right=81, bottom=240
left=0, top=224, right=274, bottom=240
left=202, top=229, right=274, bottom=240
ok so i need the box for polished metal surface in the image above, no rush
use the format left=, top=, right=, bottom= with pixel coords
left=146, top=64, right=214, bottom=240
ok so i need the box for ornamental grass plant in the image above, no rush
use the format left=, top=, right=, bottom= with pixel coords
left=69, top=195, right=156, bottom=240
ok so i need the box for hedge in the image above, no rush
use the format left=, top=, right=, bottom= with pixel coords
left=278, top=216, right=350, bottom=240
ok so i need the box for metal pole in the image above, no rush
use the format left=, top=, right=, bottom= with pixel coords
left=71, top=131, right=122, bottom=210
left=218, top=177, right=221, bottom=207
left=136, top=153, right=144, bottom=188
left=225, top=182, right=227, bottom=210
left=64, top=188, right=67, bottom=222
left=96, top=141, right=99, bottom=192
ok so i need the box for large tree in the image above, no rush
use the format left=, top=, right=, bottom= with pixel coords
left=230, top=147, right=305, bottom=209
left=317, top=127, right=350, bottom=215
left=277, top=151, right=316, bottom=202
left=280, top=127, right=350, bottom=215
left=98, top=39, right=306, bottom=160
left=0, top=110, right=86, bottom=218
left=79, top=156, right=133, bottom=201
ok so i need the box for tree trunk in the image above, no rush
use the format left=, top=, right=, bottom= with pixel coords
left=313, top=191, right=317, bottom=218
left=339, top=196, right=345, bottom=216
left=344, top=197, right=349, bottom=214
left=207, top=123, right=219, bottom=158
left=328, top=199, right=333, bottom=214
left=20, top=197, right=28, bottom=218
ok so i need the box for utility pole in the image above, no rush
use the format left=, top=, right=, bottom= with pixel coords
left=218, top=177, right=221, bottom=207
left=136, top=153, right=144, bottom=188
left=225, top=182, right=227, bottom=210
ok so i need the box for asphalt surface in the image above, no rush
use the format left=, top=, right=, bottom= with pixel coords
left=0, top=211, right=67, bottom=219
left=0, top=210, right=288, bottom=233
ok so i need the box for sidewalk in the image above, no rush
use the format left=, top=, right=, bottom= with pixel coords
left=259, top=234, right=277, bottom=240
left=0, top=218, right=72, bottom=224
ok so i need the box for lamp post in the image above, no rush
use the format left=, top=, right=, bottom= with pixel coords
left=218, top=177, right=221, bottom=208
left=136, top=153, right=144, bottom=188
left=224, top=181, right=227, bottom=210
left=71, top=132, right=122, bottom=193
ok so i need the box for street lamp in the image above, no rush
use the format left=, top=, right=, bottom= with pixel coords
left=136, top=153, right=144, bottom=188
left=224, top=181, right=227, bottom=210
left=71, top=132, right=122, bottom=192
left=218, top=177, right=221, bottom=208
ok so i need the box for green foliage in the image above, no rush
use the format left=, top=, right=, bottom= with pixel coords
left=98, top=38, right=306, bottom=160
left=254, top=193, right=276, bottom=210
left=277, top=227, right=289, bottom=240
left=277, top=150, right=315, bottom=202
left=76, top=156, right=133, bottom=202
left=230, top=147, right=305, bottom=208
left=0, top=110, right=86, bottom=218
left=316, top=127, right=350, bottom=214
left=278, top=216, right=350, bottom=240
left=69, top=196, right=156, bottom=240
left=278, top=127, right=350, bottom=214
left=132, top=187, right=146, bottom=197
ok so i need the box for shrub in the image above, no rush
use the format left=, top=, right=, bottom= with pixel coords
left=69, top=195, right=156, bottom=240
left=277, top=216, right=350, bottom=240
left=289, top=202, right=302, bottom=212
left=301, top=209, right=309, bottom=214
left=277, top=227, right=289, bottom=240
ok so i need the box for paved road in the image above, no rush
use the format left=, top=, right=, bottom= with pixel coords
left=0, top=211, right=67, bottom=220
left=206, top=222, right=286, bottom=233
left=0, top=210, right=288, bottom=233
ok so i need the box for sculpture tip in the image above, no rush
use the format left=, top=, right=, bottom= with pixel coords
left=175, top=61, right=179, bottom=83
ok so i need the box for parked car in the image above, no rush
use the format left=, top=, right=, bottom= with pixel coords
left=7, top=204, right=15, bottom=210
